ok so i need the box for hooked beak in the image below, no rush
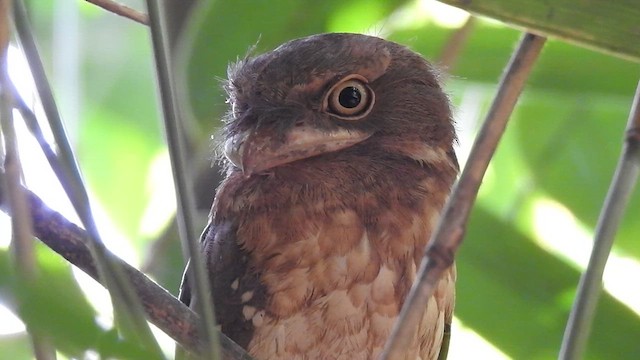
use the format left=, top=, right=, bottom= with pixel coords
left=224, top=125, right=371, bottom=176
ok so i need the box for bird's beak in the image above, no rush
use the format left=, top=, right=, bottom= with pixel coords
left=224, top=125, right=371, bottom=176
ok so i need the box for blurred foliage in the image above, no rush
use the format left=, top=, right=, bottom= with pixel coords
left=180, top=0, right=407, bottom=126
left=2, top=0, right=639, bottom=358
left=0, top=245, right=149, bottom=359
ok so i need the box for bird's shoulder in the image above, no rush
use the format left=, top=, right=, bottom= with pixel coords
left=179, top=220, right=267, bottom=349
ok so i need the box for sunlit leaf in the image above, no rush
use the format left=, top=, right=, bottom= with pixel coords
left=458, top=208, right=640, bottom=359
left=0, top=334, right=32, bottom=360
left=3, top=244, right=99, bottom=356
left=513, top=92, right=640, bottom=257
left=391, top=22, right=639, bottom=96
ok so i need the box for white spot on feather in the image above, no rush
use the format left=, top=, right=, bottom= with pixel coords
left=371, top=265, right=396, bottom=304
left=358, top=231, right=372, bottom=257
left=410, top=145, right=451, bottom=168
left=243, top=305, right=256, bottom=320
left=252, top=310, right=266, bottom=327
left=428, top=210, right=442, bottom=234
left=274, top=324, right=286, bottom=356
left=241, top=290, right=254, bottom=302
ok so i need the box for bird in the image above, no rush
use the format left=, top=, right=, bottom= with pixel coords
left=179, top=32, right=459, bottom=360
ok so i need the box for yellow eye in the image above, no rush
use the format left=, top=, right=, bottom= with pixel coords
left=325, top=75, right=374, bottom=119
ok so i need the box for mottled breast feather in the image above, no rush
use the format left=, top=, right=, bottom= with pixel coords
left=181, top=32, right=459, bottom=360
left=206, top=144, right=458, bottom=359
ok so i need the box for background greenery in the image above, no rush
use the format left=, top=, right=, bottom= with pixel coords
left=1, top=0, right=639, bottom=359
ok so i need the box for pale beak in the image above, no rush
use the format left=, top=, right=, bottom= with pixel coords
left=224, top=125, right=371, bottom=176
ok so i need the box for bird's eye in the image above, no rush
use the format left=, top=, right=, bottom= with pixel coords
left=324, top=75, right=374, bottom=119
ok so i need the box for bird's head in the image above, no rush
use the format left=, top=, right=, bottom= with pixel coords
left=221, top=33, right=457, bottom=177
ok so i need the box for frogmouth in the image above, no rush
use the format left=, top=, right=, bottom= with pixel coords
left=179, top=33, right=459, bottom=360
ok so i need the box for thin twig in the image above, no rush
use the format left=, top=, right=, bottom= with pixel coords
left=1, top=1, right=55, bottom=358
left=559, top=80, right=640, bottom=360
left=0, top=79, right=37, bottom=289
left=13, top=0, right=79, bottom=192
left=12, top=1, right=163, bottom=355
left=0, top=176, right=253, bottom=360
left=381, top=33, right=547, bottom=359
left=144, top=1, right=221, bottom=357
left=1, top=64, right=54, bottom=360
left=10, top=80, right=70, bottom=198
left=85, top=0, right=148, bottom=25
left=437, top=16, right=477, bottom=72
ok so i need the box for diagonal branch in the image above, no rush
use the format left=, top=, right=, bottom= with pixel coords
left=85, top=0, right=148, bottom=25
left=144, top=1, right=221, bottom=357
left=559, top=79, right=640, bottom=360
left=1, top=2, right=56, bottom=357
left=14, top=2, right=163, bottom=354
left=381, top=32, right=547, bottom=359
left=0, top=173, right=253, bottom=360
left=437, top=16, right=476, bottom=72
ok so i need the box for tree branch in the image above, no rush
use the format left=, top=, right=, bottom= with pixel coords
left=14, top=3, right=164, bottom=353
left=0, top=173, right=253, bottom=360
left=85, top=0, right=149, bottom=25
left=381, top=32, right=547, bottom=359
left=437, top=16, right=476, bottom=72
left=144, top=0, right=222, bottom=357
left=559, top=79, right=640, bottom=359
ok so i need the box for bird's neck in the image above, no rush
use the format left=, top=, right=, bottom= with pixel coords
left=214, top=142, right=457, bottom=215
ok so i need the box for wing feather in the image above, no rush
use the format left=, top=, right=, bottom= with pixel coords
left=178, top=220, right=266, bottom=349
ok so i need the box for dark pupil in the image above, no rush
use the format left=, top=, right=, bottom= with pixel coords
left=338, top=86, right=362, bottom=108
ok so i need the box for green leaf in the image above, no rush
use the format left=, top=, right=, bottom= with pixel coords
left=513, top=91, right=640, bottom=257
left=458, top=207, right=640, bottom=359
left=75, top=12, right=164, bottom=245
left=390, top=22, right=639, bottom=96
left=2, top=244, right=152, bottom=359
left=5, top=244, right=100, bottom=356
left=78, top=108, right=161, bottom=244
left=0, top=334, right=32, bottom=360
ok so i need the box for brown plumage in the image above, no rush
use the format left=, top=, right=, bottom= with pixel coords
left=179, top=33, right=459, bottom=359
